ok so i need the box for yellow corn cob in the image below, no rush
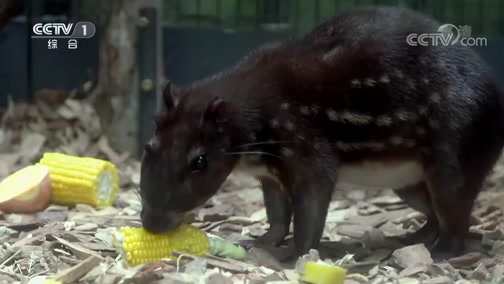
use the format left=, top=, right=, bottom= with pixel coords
left=37, top=152, right=119, bottom=208
left=113, top=224, right=210, bottom=267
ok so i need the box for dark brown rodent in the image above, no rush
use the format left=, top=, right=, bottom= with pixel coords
left=140, top=6, right=504, bottom=261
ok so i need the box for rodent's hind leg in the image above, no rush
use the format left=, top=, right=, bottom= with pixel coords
left=393, top=183, right=439, bottom=246
left=423, top=150, right=470, bottom=259
left=239, top=177, right=292, bottom=250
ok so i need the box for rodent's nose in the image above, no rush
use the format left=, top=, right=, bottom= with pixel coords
left=143, top=143, right=153, bottom=154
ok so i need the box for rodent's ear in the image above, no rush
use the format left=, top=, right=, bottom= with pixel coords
left=160, top=80, right=181, bottom=112
left=203, top=97, right=230, bottom=125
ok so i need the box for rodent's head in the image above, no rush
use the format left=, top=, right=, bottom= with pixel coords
left=140, top=81, right=246, bottom=234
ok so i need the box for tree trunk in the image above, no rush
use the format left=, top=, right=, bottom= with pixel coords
left=93, top=0, right=140, bottom=156
left=0, top=0, right=23, bottom=30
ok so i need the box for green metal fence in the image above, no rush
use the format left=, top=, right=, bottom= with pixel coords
left=162, top=0, right=504, bottom=37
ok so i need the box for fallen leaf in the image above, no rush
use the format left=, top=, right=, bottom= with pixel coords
left=19, top=133, right=46, bottom=161
left=53, top=255, right=103, bottom=283
left=448, top=252, right=482, bottom=268
left=392, top=244, right=433, bottom=269
left=399, top=263, right=428, bottom=278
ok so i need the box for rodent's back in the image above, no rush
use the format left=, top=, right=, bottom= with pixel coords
left=230, top=6, right=503, bottom=163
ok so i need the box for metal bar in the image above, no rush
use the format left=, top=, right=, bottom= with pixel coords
left=26, top=0, right=33, bottom=101
left=138, top=6, right=159, bottom=155
left=235, top=0, right=241, bottom=29
left=263, top=0, right=273, bottom=24
left=500, top=0, right=504, bottom=36
left=294, top=0, right=299, bottom=32
left=196, top=0, right=201, bottom=27
left=175, top=0, right=180, bottom=23
left=281, top=0, right=290, bottom=24
left=275, top=0, right=279, bottom=22
left=254, top=0, right=259, bottom=28
left=460, top=0, right=464, bottom=26
left=478, top=0, right=483, bottom=35
left=216, top=0, right=222, bottom=28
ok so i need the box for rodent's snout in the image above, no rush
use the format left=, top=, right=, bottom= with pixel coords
left=140, top=208, right=183, bottom=234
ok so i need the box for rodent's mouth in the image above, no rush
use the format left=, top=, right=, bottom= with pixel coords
left=141, top=212, right=185, bottom=234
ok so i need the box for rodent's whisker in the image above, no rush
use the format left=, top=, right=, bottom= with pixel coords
left=117, top=168, right=142, bottom=200
left=235, top=140, right=299, bottom=148
left=132, top=184, right=141, bottom=201
left=224, top=151, right=287, bottom=162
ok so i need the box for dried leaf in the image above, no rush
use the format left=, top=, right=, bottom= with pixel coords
left=19, top=133, right=46, bottom=161
left=53, top=255, right=102, bottom=283
left=392, top=244, right=433, bottom=269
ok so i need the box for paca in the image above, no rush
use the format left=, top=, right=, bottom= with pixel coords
left=139, top=6, right=504, bottom=261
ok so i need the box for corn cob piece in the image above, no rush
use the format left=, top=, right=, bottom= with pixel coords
left=37, top=152, right=119, bottom=208
left=113, top=224, right=247, bottom=267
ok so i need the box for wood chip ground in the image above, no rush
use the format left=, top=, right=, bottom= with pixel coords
left=1, top=90, right=504, bottom=283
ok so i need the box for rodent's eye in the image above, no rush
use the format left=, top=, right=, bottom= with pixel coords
left=191, top=154, right=208, bottom=171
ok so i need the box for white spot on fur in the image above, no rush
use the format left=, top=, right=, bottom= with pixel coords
left=281, top=147, right=294, bottom=157
left=408, top=79, right=416, bottom=89
left=375, top=115, right=393, bottom=126
left=327, top=109, right=338, bottom=121
left=430, top=92, right=441, bottom=104
left=395, top=110, right=417, bottom=121
left=311, top=105, right=320, bottom=114
left=378, top=75, right=390, bottom=84
left=418, top=106, right=428, bottom=115
left=285, top=122, right=294, bottom=131
left=404, top=139, right=416, bottom=147
left=322, top=47, right=342, bottom=61
left=270, top=119, right=280, bottom=128
left=351, top=79, right=361, bottom=87
left=394, top=69, right=404, bottom=79
left=364, top=78, right=377, bottom=87
left=422, top=78, right=430, bottom=85
left=300, top=106, right=310, bottom=115
left=327, top=110, right=373, bottom=125
left=337, top=160, right=424, bottom=189
left=281, top=103, right=290, bottom=110
left=335, top=141, right=349, bottom=150
left=390, top=136, right=403, bottom=145
left=341, top=111, right=372, bottom=125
